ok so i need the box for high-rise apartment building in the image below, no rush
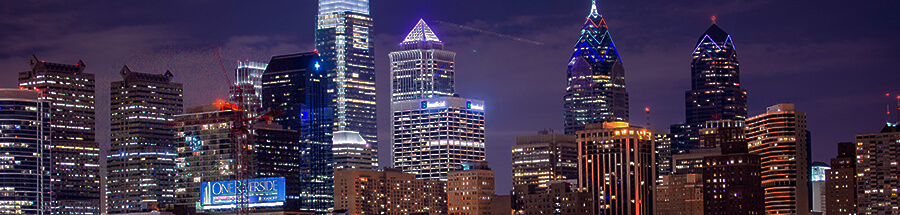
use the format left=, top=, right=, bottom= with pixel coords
left=107, top=67, right=183, bottom=214
left=392, top=97, right=485, bottom=181
left=0, top=89, right=51, bottom=214
left=448, top=162, right=494, bottom=215
left=747, top=104, right=810, bottom=215
left=172, top=104, right=241, bottom=210
left=315, top=0, right=378, bottom=168
left=511, top=131, right=578, bottom=189
left=826, top=142, right=856, bottom=215
left=389, top=19, right=455, bottom=101
left=577, top=122, right=653, bottom=214
left=249, top=123, right=307, bottom=212
left=261, top=52, right=333, bottom=213
left=855, top=124, right=900, bottom=214
left=702, top=152, right=764, bottom=215
left=564, top=1, right=630, bottom=135
left=18, top=55, right=101, bottom=214
left=332, top=131, right=372, bottom=170
left=231, top=61, right=267, bottom=113
left=333, top=168, right=447, bottom=215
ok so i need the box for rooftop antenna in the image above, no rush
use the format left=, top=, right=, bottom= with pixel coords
left=645, top=107, right=651, bottom=129
left=711, top=16, right=717, bottom=24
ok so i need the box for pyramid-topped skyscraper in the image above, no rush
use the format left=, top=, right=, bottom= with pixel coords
left=390, top=19, right=484, bottom=181
left=564, top=0, right=630, bottom=135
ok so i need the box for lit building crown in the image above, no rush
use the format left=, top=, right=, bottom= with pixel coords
left=402, top=19, right=442, bottom=44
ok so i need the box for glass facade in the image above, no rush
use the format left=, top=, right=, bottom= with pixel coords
left=261, top=52, right=333, bottom=213
left=18, top=55, right=101, bottom=214
left=0, top=89, right=51, bottom=215
left=107, top=67, right=184, bottom=214
left=390, top=19, right=456, bottom=101
left=564, top=1, right=629, bottom=135
left=315, top=0, right=378, bottom=169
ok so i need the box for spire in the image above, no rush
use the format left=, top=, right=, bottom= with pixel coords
left=402, top=19, right=441, bottom=43
left=589, top=0, right=600, bottom=17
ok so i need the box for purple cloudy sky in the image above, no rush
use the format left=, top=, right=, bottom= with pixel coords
left=1, top=1, right=899, bottom=194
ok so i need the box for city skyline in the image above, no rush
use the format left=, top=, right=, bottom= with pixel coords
left=1, top=0, right=899, bottom=196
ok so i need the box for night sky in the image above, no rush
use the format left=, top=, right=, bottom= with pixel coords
left=2, top=1, right=899, bottom=195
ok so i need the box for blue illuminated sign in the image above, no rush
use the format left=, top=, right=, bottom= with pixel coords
left=201, top=177, right=285, bottom=209
left=421, top=101, right=428, bottom=109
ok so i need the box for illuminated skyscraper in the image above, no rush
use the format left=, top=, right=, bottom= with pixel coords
left=389, top=19, right=456, bottom=101
left=810, top=162, right=830, bottom=214
left=677, top=20, right=747, bottom=152
left=747, top=104, right=810, bottom=215
left=577, top=122, right=653, bottom=214
left=315, top=0, right=378, bottom=168
left=391, top=97, right=485, bottom=181
left=261, top=52, right=333, bottom=213
left=230, top=61, right=267, bottom=114
left=511, top=131, right=578, bottom=189
left=107, top=67, right=183, bottom=214
left=0, top=89, right=51, bottom=214
left=564, top=0, right=629, bottom=135
left=18, top=55, right=101, bottom=214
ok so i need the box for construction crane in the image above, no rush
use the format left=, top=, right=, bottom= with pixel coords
left=214, top=46, right=253, bottom=214
left=433, top=20, right=544, bottom=46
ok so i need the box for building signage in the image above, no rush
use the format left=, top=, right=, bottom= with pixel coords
left=201, top=177, right=285, bottom=209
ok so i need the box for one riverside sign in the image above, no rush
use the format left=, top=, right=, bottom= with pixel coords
left=200, top=177, right=286, bottom=210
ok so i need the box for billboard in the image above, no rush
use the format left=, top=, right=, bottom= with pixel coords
left=200, top=177, right=286, bottom=209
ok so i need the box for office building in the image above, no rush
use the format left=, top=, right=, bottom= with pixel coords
left=855, top=124, right=900, bottom=214
left=826, top=142, right=856, bottom=215
left=261, top=52, right=333, bottom=213
left=448, top=162, right=494, bottom=215
left=747, top=104, right=810, bottom=215
left=391, top=97, right=485, bottom=181
left=655, top=174, right=703, bottom=215
left=248, top=123, right=307, bottom=212
left=389, top=19, right=455, bottom=101
left=107, top=67, right=183, bottom=214
left=315, top=0, right=378, bottom=168
left=172, top=104, right=241, bottom=210
left=675, top=20, right=747, bottom=153
left=333, top=168, right=447, bottom=215
left=810, top=162, right=830, bottom=214
left=332, top=131, right=372, bottom=170
left=563, top=0, right=630, bottom=134
left=577, top=122, right=653, bottom=214
left=18, top=55, right=101, bottom=214
left=230, top=61, right=267, bottom=114
left=511, top=131, right=578, bottom=189
left=0, top=89, right=51, bottom=214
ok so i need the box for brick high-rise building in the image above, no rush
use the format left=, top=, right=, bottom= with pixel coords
left=747, top=104, right=810, bottom=215
left=577, top=122, right=654, bottom=214
left=448, top=162, right=494, bottom=215
left=826, top=142, right=856, bottom=215
left=333, top=168, right=447, bottom=215
left=655, top=174, right=703, bottom=215
left=18, top=55, right=101, bottom=214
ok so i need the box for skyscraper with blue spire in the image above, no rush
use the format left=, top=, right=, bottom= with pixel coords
left=564, top=0, right=629, bottom=135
